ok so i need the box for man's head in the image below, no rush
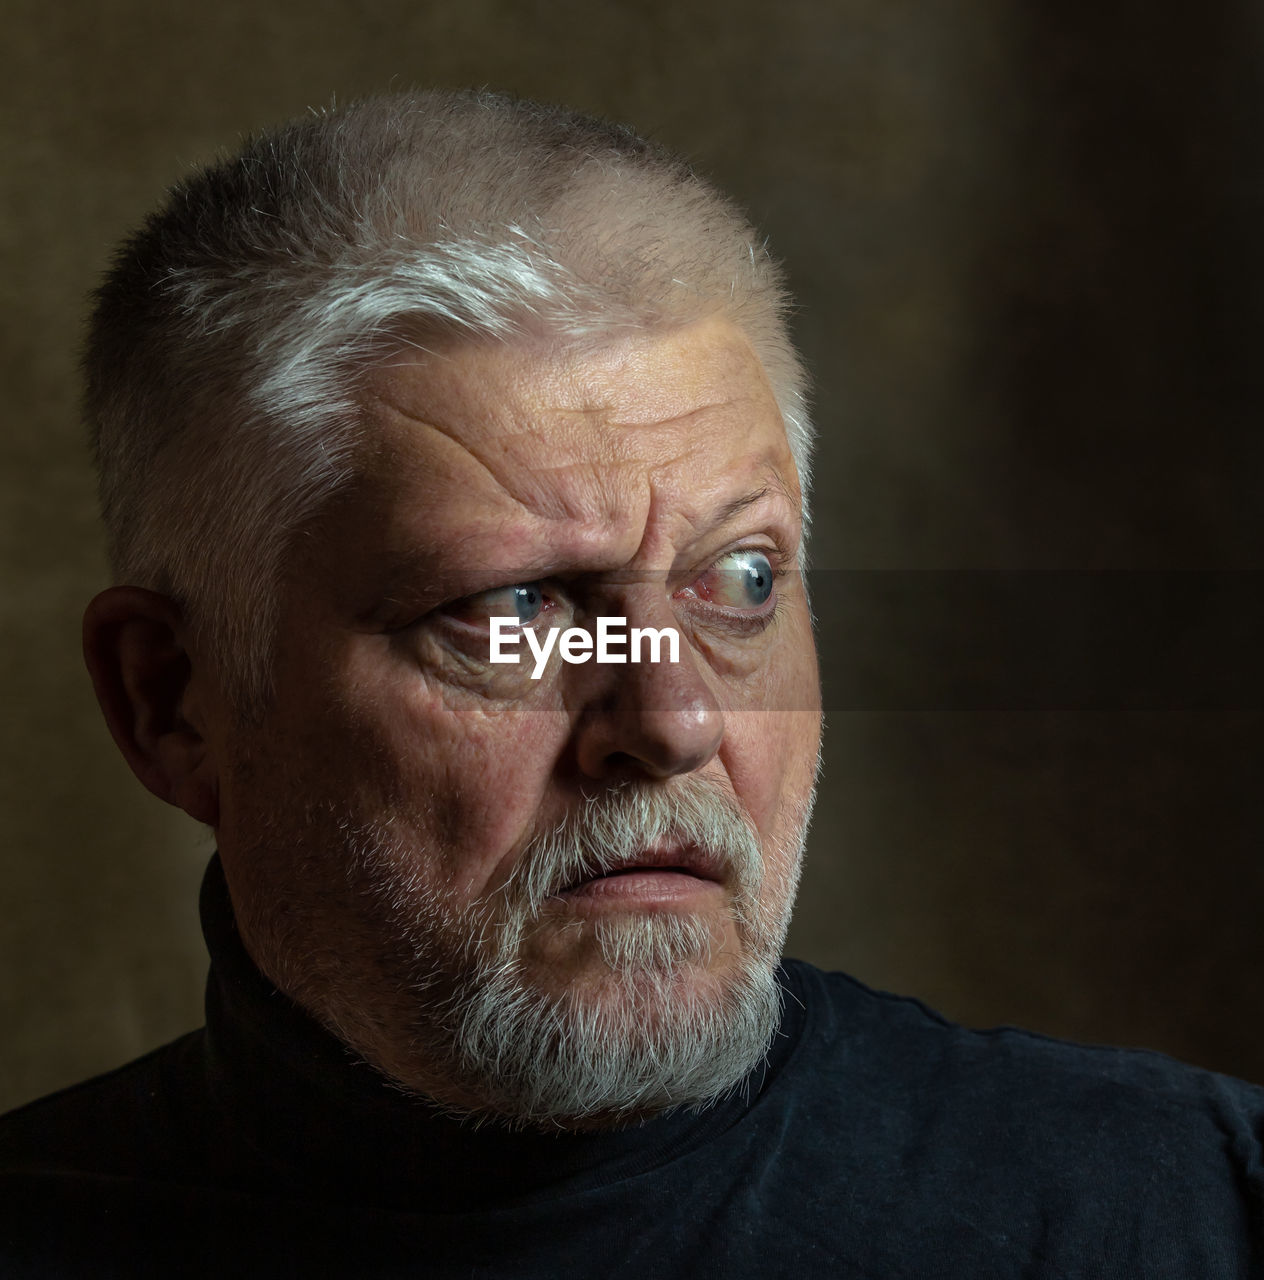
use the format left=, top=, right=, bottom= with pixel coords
left=83, top=90, right=822, bottom=1129
left=85, top=89, right=812, bottom=716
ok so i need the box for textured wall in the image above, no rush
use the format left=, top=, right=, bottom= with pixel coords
left=2, top=0, right=1260, bottom=1112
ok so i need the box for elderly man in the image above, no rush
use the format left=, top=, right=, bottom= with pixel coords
left=1, top=90, right=1261, bottom=1276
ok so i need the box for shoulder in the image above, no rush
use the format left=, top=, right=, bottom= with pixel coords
left=784, top=956, right=1264, bottom=1109
left=766, top=960, right=1264, bottom=1271
left=0, top=1032, right=253, bottom=1277
left=0, top=1030, right=212, bottom=1179
left=777, top=959, right=1264, bottom=1256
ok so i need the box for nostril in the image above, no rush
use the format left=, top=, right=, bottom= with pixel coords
left=603, top=751, right=642, bottom=775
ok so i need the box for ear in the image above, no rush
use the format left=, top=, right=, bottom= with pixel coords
left=83, top=586, right=220, bottom=826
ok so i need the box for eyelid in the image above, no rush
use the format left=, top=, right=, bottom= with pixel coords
left=674, top=544, right=786, bottom=621
left=438, top=580, right=567, bottom=633
left=689, top=539, right=792, bottom=584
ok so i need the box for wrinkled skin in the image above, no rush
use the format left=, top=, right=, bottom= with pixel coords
left=192, top=315, right=823, bottom=1114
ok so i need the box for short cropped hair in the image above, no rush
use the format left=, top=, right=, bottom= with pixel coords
left=85, top=89, right=812, bottom=715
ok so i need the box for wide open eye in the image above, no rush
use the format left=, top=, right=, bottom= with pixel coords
left=693, top=549, right=776, bottom=609
left=447, top=582, right=546, bottom=628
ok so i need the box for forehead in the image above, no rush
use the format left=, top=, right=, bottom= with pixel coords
left=333, top=317, right=800, bottom=582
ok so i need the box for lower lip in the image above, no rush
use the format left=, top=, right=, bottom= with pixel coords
left=557, top=869, right=722, bottom=907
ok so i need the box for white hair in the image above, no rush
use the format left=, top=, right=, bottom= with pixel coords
left=85, top=89, right=813, bottom=714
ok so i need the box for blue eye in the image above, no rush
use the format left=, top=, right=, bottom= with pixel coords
left=448, top=582, right=546, bottom=627
left=695, top=550, right=776, bottom=609
left=731, top=551, right=774, bottom=605
left=507, top=583, right=544, bottom=623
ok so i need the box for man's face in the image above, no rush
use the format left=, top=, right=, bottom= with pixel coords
left=206, top=315, right=822, bottom=1125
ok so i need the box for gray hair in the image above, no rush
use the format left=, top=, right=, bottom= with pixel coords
left=85, top=89, right=813, bottom=714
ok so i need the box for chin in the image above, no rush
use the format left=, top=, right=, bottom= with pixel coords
left=401, top=906, right=783, bottom=1129
left=447, top=956, right=784, bottom=1129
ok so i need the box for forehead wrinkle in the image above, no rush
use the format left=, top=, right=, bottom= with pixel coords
left=362, top=319, right=796, bottom=581
left=532, top=404, right=797, bottom=571
left=368, top=395, right=606, bottom=537
left=451, top=430, right=654, bottom=540
left=591, top=400, right=730, bottom=432
left=366, top=390, right=529, bottom=511
left=367, top=416, right=656, bottom=580
left=472, top=457, right=653, bottom=574
left=371, top=457, right=655, bottom=591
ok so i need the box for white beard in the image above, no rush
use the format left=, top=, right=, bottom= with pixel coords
left=242, top=775, right=814, bottom=1129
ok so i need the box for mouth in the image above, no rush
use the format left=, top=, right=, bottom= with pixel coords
left=553, top=845, right=726, bottom=908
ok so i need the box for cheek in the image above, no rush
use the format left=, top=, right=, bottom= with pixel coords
left=338, top=676, right=575, bottom=896
left=720, top=709, right=820, bottom=841
left=720, top=619, right=821, bottom=838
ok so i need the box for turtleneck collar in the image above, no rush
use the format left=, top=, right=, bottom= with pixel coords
left=198, top=855, right=807, bottom=1212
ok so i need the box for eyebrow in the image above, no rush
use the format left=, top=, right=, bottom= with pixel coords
left=708, top=479, right=796, bottom=531
left=368, top=477, right=798, bottom=611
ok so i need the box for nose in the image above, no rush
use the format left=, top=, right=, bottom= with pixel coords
left=569, top=622, right=724, bottom=782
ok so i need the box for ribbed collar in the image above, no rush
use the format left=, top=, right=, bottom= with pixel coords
left=198, top=855, right=807, bottom=1212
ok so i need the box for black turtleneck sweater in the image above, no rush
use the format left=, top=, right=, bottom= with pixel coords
left=2, top=857, right=1262, bottom=1278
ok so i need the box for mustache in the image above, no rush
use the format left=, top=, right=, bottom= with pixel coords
left=503, top=778, right=764, bottom=916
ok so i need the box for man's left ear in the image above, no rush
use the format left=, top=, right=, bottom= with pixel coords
left=82, top=586, right=221, bottom=827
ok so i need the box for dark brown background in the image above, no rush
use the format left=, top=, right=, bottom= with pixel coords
left=2, top=0, right=1261, bottom=1112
